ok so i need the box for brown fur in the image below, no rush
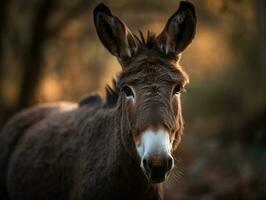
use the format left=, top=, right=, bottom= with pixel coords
left=0, top=1, right=196, bottom=200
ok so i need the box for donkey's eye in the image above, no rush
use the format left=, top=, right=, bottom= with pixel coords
left=122, top=86, right=134, bottom=98
left=173, top=84, right=183, bottom=96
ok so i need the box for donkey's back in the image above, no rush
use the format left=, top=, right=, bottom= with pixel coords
left=0, top=102, right=79, bottom=199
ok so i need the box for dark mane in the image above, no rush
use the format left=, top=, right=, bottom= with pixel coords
left=79, top=80, right=119, bottom=108
left=79, top=93, right=102, bottom=106
left=134, top=31, right=157, bottom=50
left=105, top=79, right=119, bottom=107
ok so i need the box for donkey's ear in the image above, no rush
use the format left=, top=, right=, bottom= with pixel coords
left=93, top=3, right=137, bottom=60
left=157, top=1, right=196, bottom=57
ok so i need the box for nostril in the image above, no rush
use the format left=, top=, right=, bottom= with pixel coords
left=166, top=157, right=174, bottom=172
left=143, top=158, right=150, bottom=172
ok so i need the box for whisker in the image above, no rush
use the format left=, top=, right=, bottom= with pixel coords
left=168, top=156, right=185, bottom=184
left=166, top=174, right=175, bottom=187
left=173, top=171, right=183, bottom=180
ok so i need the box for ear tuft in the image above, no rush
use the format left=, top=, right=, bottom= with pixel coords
left=93, top=3, right=112, bottom=17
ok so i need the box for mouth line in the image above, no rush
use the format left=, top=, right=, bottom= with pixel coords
left=142, top=170, right=171, bottom=184
left=150, top=178, right=166, bottom=184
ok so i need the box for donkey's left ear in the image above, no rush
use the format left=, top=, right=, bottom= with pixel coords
left=157, top=1, right=197, bottom=57
left=93, top=3, right=137, bottom=61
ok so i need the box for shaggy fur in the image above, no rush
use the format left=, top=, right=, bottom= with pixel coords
left=0, top=1, right=196, bottom=200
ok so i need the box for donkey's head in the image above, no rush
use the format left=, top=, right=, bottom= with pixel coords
left=94, top=1, right=196, bottom=183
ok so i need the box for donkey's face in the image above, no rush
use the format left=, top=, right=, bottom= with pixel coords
left=94, top=1, right=196, bottom=183
left=117, top=58, right=189, bottom=183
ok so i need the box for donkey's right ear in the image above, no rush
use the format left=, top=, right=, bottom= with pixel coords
left=93, top=3, right=137, bottom=61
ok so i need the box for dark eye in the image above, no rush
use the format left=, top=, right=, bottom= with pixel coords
left=122, top=86, right=134, bottom=97
left=173, top=84, right=183, bottom=96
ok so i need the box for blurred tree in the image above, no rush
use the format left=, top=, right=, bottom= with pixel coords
left=17, top=0, right=54, bottom=110
left=258, top=0, right=266, bottom=72
left=0, top=0, right=95, bottom=127
left=0, top=0, right=10, bottom=128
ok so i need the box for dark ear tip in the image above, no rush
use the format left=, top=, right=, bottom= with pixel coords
left=179, top=1, right=195, bottom=14
left=93, top=3, right=112, bottom=16
left=180, top=1, right=194, bottom=8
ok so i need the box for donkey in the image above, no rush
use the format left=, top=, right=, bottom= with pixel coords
left=0, top=1, right=196, bottom=200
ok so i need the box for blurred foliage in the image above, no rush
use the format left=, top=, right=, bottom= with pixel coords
left=0, top=0, right=265, bottom=199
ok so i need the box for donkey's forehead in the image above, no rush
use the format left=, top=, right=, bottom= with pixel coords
left=119, top=60, right=189, bottom=86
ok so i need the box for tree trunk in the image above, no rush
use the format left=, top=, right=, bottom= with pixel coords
left=0, top=0, right=10, bottom=127
left=17, top=0, right=54, bottom=110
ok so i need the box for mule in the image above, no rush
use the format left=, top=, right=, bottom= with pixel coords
left=0, top=1, right=196, bottom=200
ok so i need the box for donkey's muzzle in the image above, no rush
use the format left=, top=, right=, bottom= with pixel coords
left=142, top=155, right=174, bottom=183
left=137, top=128, right=174, bottom=183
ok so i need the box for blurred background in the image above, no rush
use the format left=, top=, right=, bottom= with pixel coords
left=0, top=0, right=265, bottom=199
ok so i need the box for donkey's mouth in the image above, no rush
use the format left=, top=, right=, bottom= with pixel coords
left=143, top=166, right=170, bottom=183
left=151, top=166, right=166, bottom=182
left=148, top=174, right=169, bottom=184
